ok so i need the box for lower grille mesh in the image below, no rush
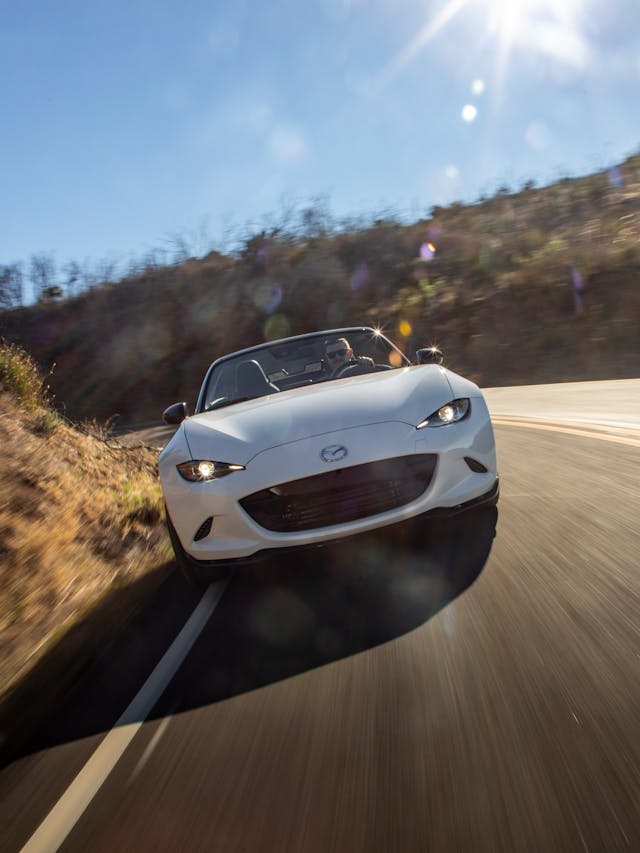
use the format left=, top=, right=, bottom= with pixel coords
left=240, top=454, right=437, bottom=532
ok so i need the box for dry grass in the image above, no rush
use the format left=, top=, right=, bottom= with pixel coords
left=0, top=338, right=50, bottom=411
left=0, top=380, right=170, bottom=694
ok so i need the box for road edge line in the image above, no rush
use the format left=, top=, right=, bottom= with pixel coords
left=20, top=581, right=226, bottom=853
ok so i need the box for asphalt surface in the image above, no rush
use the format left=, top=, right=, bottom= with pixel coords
left=484, top=377, right=640, bottom=429
left=1, top=381, right=639, bottom=852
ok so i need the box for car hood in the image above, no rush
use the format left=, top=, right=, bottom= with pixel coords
left=181, top=366, right=476, bottom=463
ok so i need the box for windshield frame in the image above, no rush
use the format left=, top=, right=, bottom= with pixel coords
left=195, top=327, right=411, bottom=414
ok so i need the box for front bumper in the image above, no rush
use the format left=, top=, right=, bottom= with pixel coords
left=160, top=402, right=497, bottom=563
left=177, top=478, right=499, bottom=579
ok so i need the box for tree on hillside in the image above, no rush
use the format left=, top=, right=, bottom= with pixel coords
left=39, top=285, right=64, bottom=301
left=29, top=253, right=56, bottom=302
left=166, top=231, right=192, bottom=264
left=62, top=259, right=82, bottom=296
left=96, top=257, right=117, bottom=285
left=298, top=194, right=333, bottom=240
left=0, top=263, right=24, bottom=309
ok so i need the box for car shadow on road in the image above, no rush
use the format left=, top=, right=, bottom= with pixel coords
left=2, top=507, right=497, bottom=765
left=151, top=506, right=499, bottom=719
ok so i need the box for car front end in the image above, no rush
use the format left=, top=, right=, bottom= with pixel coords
left=159, top=364, right=497, bottom=577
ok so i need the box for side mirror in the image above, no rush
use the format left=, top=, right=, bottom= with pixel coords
left=163, top=402, right=189, bottom=425
left=416, top=347, right=443, bottom=366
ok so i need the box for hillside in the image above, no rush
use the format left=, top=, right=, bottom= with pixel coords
left=2, top=155, right=640, bottom=424
left=0, top=343, right=169, bottom=700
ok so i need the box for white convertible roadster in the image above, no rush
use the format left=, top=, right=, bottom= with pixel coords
left=159, top=327, right=498, bottom=583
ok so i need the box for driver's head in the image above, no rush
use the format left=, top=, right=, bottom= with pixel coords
left=324, top=338, right=352, bottom=370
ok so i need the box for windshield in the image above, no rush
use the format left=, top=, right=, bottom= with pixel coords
left=199, top=329, right=409, bottom=412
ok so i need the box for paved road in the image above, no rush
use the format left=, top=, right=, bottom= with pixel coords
left=1, top=383, right=639, bottom=852
left=484, top=377, right=640, bottom=428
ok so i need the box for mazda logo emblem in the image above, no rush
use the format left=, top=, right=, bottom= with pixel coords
left=320, top=444, right=348, bottom=463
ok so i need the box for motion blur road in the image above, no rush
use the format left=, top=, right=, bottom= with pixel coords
left=1, top=381, right=638, bottom=852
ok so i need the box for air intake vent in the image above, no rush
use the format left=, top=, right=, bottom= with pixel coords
left=240, top=454, right=437, bottom=532
left=464, top=456, right=488, bottom=473
left=193, top=516, right=213, bottom=541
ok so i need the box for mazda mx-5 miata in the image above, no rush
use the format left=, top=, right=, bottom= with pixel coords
left=159, top=327, right=498, bottom=583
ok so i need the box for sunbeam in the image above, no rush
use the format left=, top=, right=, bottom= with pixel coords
left=374, top=0, right=587, bottom=94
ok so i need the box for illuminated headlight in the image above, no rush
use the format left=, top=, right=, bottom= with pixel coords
left=416, top=398, right=470, bottom=429
left=176, top=460, right=245, bottom=482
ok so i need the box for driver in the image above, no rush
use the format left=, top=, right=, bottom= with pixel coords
left=324, top=337, right=375, bottom=376
left=324, top=338, right=353, bottom=372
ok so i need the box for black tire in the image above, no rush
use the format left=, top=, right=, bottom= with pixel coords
left=166, top=511, right=200, bottom=586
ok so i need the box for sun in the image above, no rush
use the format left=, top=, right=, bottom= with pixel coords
left=375, top=0, right=585, bottom=91
left=472, top=0, right=587, bottom=94
left=472, top=0, right=571, bottom=46
left=473, top=0, right=582, bottom=45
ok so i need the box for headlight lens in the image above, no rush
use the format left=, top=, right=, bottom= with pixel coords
left=176, top=460, right=245, bottom=482
left=417, top=398, right=470, bottom=429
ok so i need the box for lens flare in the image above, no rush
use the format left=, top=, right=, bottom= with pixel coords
left=608, top=166, right=624, bottom=189
left=389, top=350, right=403, bottom=367
left=253, top=282, right=282, bottom=314
left=350, top=261, right=369, bottom=291
left=571, top=266, right=584, bottom=316
left=462, top=104, right=478, bottom=122
left=525, top=121, right=552, bottom=151
left=571, top=266, right=584, bottom=293
left=420, top=242, right=436, bottom=260
left=398, top=320, right=412, bottom=337
left=264, top=313, right=290, bottom=341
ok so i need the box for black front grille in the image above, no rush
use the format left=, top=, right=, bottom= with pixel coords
left=240, top=454, right=437, bottom=532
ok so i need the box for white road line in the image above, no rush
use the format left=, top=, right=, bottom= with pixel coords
left=492, top=417, right=640, bottom=448
left=492, top=414, right=640, bottom=431
left=21, top=581, right=227, bottom=853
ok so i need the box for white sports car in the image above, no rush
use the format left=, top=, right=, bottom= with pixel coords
left=159, top=327, right=498, bottom=583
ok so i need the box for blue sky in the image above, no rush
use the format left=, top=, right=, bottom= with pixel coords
left=2, top=0, right=639, bottom=278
